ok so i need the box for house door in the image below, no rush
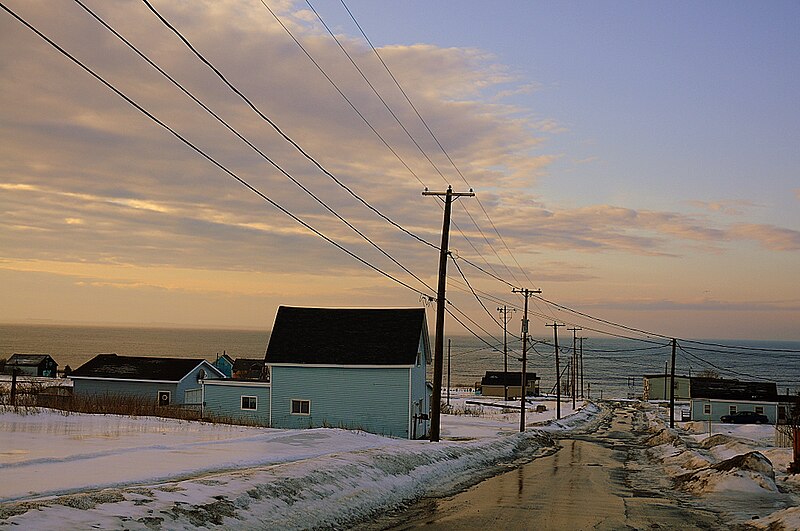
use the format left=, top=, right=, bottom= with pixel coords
left=158, top=391, right=171, bottom=407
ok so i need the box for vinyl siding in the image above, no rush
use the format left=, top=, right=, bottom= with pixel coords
left=271, top=366, right=410, bottom=437
left=203, top=382, right=271, bottom=426
left=72, top=379, right=178, bottom=404
left=690, top=398, right=778, bottom=423
left=410, top=341, right=429, bottom=439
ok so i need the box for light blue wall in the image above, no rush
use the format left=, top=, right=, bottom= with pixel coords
left=71, top=362, right=220, bottom=405
left=72, top=379, right=177, bottom=404
left=203, top=382, right=271, bottom=426
left=690, top=399, right=778, bottom=423
left=176, top=363, right=221, bottom=399
left=270, top=366, right=410, bottom=437
left=410, top=341, right=429, bottom=439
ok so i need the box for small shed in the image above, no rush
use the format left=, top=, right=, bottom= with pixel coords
left=689, top=378, right=778, bottom=423
left=70, top=353, right=225, bottom=406
left=479, top=371, right=539, bottom=399
left=7, top=354, right=58, bottom=377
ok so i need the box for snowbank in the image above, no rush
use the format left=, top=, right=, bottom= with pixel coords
left=0, top=396, right=585, bottom=529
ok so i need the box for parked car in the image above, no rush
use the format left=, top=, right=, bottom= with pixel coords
left=720, top=410, right=769, bottom=424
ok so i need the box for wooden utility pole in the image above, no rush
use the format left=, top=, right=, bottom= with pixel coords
left=669, top=338, right=677, bottom=428
left=512, top=288, right=541, bottom=432
left=568, top=327, right=581, bottom=409
left=497, top=306, right=515, bottom=402
left=547, top=322, right=565, bottom=419
left=423, top=185, right=474, bottom=442
left=579, top=336, right=585, bottom=398
left=447, top=339, right=451, bottom=406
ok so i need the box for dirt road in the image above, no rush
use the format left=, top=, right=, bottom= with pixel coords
left=371, top=402, right=724, bottom=530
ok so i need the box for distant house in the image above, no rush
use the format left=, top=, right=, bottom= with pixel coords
left=232, top=358, right=267, bottom=380
left=689, top=378, right=778, bottom=423
left=642, top=374, right=691, bottom=401
left=70, top=354, right=224, bottom=406
left=479, top=371, right=539, bottom=399
left=202, top=306, right=431, bottom=438
left=7, top=354, right=58, bottom=377
left=212, top=352, right=235, bottom=378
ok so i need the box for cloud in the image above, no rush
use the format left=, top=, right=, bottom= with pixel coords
left=688, top=199, right=759, bottom=216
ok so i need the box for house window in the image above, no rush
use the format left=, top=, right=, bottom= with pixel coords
left=755, top=406, right=764, bottom=415
left=779, top=406, right=787, bottom=420
left=241, top=396, right=257, bottom=410
left=291, top=399, right=310, bottom=415
left=729, top=405, right=737, bottom=415
left=703, top=404, right=711, bottom=415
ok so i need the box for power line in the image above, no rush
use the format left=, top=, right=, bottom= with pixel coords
left=339, top=0, right=535, bottom=287
left=72, top=0, right=436, bottom=298
left=0, top=2, right=433, bottom=302
left=140, top=0, right=439, bottom=252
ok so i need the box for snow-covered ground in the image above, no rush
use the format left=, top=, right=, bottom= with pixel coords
left=1, top=395, right=797, bottom=530
left=642, top=403, right=800, bottom=530
left=0, top=391, right=592, bottom=529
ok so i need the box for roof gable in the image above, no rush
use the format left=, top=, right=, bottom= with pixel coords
left=71, top=354, right=221, bottom=381
left=265, top=306, right=427, bottom=366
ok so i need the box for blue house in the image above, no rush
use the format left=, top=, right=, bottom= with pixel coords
left=689, top=378, right=778, bottom=424
left=71, top=354, right=225, bottom=406
left=202, top=306, right=431, bottom=439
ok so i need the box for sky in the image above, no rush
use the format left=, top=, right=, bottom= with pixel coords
left=1, top=0, right=798, bottom=340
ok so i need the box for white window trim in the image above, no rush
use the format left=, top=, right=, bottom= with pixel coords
left=703, top=404, right=711, bottom=414
left=241, top=395, right=258, bottom=411
left=291, top=399, right=311, bottom=416
left=729, top=405, right=737, bottom=415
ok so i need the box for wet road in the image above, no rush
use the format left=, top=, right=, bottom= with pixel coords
left=373, top=403, right=722, bottom=530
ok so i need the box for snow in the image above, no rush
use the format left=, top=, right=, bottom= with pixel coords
left=645, top=403, right=798, bottom=528
left=2, top=396, right=797, bottom=530
left=0, top=392, right=585, bottom=529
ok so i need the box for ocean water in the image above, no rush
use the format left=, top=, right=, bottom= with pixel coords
left=1, top=324, right=798, bottom=399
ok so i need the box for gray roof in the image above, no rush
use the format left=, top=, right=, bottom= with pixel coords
left=690, top=378, right=777, bottom=402
left=8, top=354, right=56, bottom=367
left=265, top=306, right=428, bottom=366
left=481, top=371, right=538, bottom=386
left=71, top=353, right=220, bottom=381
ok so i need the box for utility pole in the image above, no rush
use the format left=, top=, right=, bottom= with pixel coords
left=579, top=336, right=585, bottom=398
left=568, top=327, right=581, bottom=410
left=423, top=185, right=474, bottom=442
left=447, top=339, right=451, bottom=407
left=669, top=338, right=677, bottom=428
left=497, top=306, right=515, bottom=402
left=547, top=322, right=565, bottom=419
left=511, top=288, right=541, bottom=432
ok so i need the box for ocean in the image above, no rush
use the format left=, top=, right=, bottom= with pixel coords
left=1, top=323, right=798, bottom=399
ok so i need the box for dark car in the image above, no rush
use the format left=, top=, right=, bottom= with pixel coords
left=720, top=410, right=769, bottom=424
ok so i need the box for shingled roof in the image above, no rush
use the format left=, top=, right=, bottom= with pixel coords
left=70, top=354, right=220, bottom=381
left=690, top=378, right=777, bottom=402
left=8, top=354, right=56, bottom=367
left=265, top=306, right=428, bottom=366
left=481, top=371, right=538, bottom=387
